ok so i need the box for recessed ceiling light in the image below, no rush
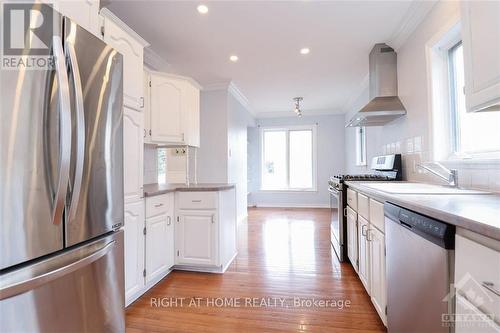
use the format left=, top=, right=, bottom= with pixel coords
left=197, top=4, right=208, bottom=14
left=229, top=55, right=239, bottom=62
left=300, top=48, right=310, bottom=55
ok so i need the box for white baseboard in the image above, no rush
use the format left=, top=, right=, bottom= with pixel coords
left=249, top=203, right=330, bottom=209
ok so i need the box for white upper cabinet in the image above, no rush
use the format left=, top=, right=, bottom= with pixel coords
left=461, top=1, right=500, bottom=112
left=101, top=8, right=149, bottom=111
left=144, top=70, right=201, bottom=147
left=49, top=0, right=100, bottom=36
left=123, top=106, right=144, bottom=204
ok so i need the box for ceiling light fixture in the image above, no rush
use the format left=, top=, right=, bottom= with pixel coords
left=229, top=55, right=238, bottom=62
left=197, top=4, right=208, bottom=14
left=300, top=48, right=310, bottom=55
left=293, top=97, right=303, bottom=117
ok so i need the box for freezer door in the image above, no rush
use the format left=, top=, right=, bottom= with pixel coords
left=0, top=230, right=125, bottom=332
left=63, top=18, right=124, bottom=247
left=0, top=5, right=68, bottom=270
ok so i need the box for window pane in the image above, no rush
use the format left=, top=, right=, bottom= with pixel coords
left=451, top=44, right=500, bottom=153
left=262, top=131, right=287, bottom=189
left=289, top=130, right=313, bottom=189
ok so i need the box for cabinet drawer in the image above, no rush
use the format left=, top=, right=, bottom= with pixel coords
left=146, top=194, right=169, bottom=218
left=347, top=189, right=358, bottom=211
left=357, top=193, right=369, bottom=220
left=455, top=235, right=500, bottom=322
left=177, top=192, right=217, bottom=210
left=369, top=199, right=385, bottom=233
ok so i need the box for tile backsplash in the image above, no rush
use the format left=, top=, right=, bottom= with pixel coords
left=143, top=144, right=158, bottom=184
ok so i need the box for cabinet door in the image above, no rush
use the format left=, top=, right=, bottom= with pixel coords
left=165, top=194, right=175, bottom=269
left=103, top=16, right=144, bottom=110
left=48, top=0, right=100, bottom=36
left=176, top=211, right=217, bottom=266
left=124, top=201, right=145, bottom=304
left=462, top=1, right=500, bottom=112
left=346, top=207, right=358, bottom=272
left=123, top=107, right=144, bottom=204
left=150, top=74, right=184, bottom=143
left=369, top=227, right=386, bottom=325
left=145, top=213, right=171, bottom=283
left=358, top=215, right=371, bottom=294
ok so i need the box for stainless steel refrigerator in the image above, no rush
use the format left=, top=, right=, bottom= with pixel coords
left=0, top=4, right=125, bottom=331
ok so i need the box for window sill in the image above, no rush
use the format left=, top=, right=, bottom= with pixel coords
left=259, top=188, right=318, bottom=193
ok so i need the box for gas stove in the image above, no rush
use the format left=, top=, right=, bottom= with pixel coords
left=328, top=154, right=402, bottom=263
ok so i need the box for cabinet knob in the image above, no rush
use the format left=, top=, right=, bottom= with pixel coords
left=167, top=216, right=171, bottom=226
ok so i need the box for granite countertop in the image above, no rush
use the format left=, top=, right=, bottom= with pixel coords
left=345, top=181, right=500, bottom=241
left=143, top=183, right=235, bottom=197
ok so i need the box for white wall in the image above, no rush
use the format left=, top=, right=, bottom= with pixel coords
left=196, top=87, right=255, bottom=221
left=344, top=1, right=500, bottom=192
left=143, top=144, right=158, bottom=184
left=197, top=89, right=229, bottom=183
left=248, top=114, right=345, bottom=208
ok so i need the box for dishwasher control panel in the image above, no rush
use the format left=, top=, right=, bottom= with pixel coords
left=384, top=202, right=455, bottom=249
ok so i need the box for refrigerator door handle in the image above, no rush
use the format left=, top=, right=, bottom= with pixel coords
left=51, top=36, right=72, bottom=226
left=0, top=240, right=115, bottom=300
left=65, top=40, right=86, bottom=221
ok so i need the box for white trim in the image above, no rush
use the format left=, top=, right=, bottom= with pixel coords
left=389, top=0, right=438, bottom=51
left=144, top=47, right=170, bottom=71
left=260, top=125, right=318, bottom=192
left=148, top=70, right=202, bottom=90
left=251, top=203, right=330, bottom=209
left=100, top=8, right=150, bottom=47
left=228, top=82, right=254, bottom=116
left=255, top=108, right=344, bottom=119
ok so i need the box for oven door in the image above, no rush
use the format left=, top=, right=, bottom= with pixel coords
left=329, top=187, right=346, bottom=262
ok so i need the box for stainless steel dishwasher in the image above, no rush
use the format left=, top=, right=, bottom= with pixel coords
left=385, top=202, right=455, bottom=333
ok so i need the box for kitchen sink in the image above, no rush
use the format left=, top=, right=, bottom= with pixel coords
left=359, top=182, right=489, bottom=195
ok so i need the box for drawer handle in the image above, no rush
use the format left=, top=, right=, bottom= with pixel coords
left=482, top=281, right=500, bottom=297
left=154, top=203, right=164, bottom=208
left=366, top=228, right=373, bottom=242
left=191, top=200, right=202, bottom=203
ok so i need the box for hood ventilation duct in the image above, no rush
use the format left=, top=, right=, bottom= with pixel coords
left=346, top=43, right=406, bottom=127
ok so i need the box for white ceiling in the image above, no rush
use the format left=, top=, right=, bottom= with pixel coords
left=107, top=1, right=414, bottom=116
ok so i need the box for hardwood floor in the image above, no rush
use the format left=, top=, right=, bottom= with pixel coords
left=126, top=208, right=386, bottom=332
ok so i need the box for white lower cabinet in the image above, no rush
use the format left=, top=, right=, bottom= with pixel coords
left=124, top=200, right=145, bottom=305
left=175, top=189, right=237, bottom=272
left=357, top=215, right=371, bottom=294
left=346, top=207, right=358, bottom=272
left=176, top=210, right=217, bottom=266
left=368, top=226, right=386, bottom=325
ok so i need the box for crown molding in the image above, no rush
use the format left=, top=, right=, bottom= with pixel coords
left=100, top=8, right=150, bottom=47
left=228, top=82, right=254, bottom=116
left=254, top=108, right=345, bottom=119
left=389, top=0, right=438, bottom=51
left=203, top=81, right=255, bottom=116
left=144, top=47, right=170, bottom=71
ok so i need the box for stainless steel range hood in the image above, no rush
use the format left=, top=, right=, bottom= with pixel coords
left=346, top=43, right=406, bottom=127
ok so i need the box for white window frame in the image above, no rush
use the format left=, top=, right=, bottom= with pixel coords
left=260, top=125, right=317, bottom=192
left=426, top=20, right=500, bottom=165
left=355, top=126, right=367, bottom=166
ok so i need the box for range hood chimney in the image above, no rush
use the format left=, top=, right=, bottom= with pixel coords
left=346, top=43, right=406, bottom=127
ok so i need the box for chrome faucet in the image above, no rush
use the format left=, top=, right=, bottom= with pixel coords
left=416, top=162, right=458, bottom=187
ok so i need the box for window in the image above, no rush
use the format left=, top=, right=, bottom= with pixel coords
left=448, top=43, right=500, bottom=156
left=355, top=127, right=367, bottom=166
left=157, top=148, right=167, bottom=184
left=261, top=126, right=316, bottom=191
